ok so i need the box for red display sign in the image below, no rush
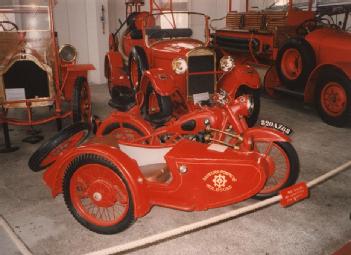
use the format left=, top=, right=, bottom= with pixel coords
left=280, top=182, right=309, bottom=207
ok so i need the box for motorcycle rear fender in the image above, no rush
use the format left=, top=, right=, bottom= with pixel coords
left=243, top=127, right=291, bottom=143
left=140, top=69, right=177, bottom=96
left=218, top=64, right=261, bottom=96
left=43, top=143, right=151, bottom=218
left=96, top=111, right=153, bottom=137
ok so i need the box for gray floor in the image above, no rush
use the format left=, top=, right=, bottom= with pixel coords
left=0, top=84, right=350, bottom=255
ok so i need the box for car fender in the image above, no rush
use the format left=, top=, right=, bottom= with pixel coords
left=217, top=64, right=261, bottom=96
left=104, top=51, right=128, bottom=85
left=43, top=142, right=151, bottom=218
left=304, top=63, right=351, bottom=103
left=96, top=111, right=154, bottom=137
left=140, top=68, right=177, bottom=96
left=243, top=127, right=291, bottom=144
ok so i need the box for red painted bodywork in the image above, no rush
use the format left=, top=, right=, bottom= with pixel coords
left=44, top=94, right=291, bottom=219
left=105, top=10, right=261, bottom=107
left=216, top=0, right=351, bottom=106
left=0, top=1, right=95, bottom=126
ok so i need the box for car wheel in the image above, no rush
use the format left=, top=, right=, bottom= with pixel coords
left=28, top=122, right=90, bottom=172
left=128, top=47, right=149, bottom=92
left=72, top=77, right=92, bottom=123
left=276, top=38, right=316, bottom=89
left=316, top=70, right=351, bottom=127
left=63, top=154, right=134, bottom=234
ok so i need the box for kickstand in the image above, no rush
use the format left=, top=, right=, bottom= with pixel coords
left=0, top=123, right=19, bottom=153
left=22, top=126, right=44, bottom=144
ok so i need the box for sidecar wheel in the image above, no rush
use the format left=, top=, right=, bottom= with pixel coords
left=63, top=154, right=134, bottom=235
left=254, top=142, right=299, bottom=199
left=28, top=122, right=90, bottom=172
left=101, top=122, right=146, bottom=144
left=235, top=87, right=260, bottom=127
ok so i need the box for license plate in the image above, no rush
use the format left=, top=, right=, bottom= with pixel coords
left=259, top=120, right=293, bottom=136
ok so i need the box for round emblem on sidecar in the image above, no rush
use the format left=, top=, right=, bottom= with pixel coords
left=203, top=170, right=237, bottom=192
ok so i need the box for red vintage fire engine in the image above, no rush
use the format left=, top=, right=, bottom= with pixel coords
left=213, top=0, right=351, bottom=127
left=29, top=91, right=299, bottom=234
left=105, top=0, right=261, bottom=127
left=0, top=0, right=94, bottom=152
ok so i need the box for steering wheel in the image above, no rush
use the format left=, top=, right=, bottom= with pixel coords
left=0, top=21, right=19, bottom=32
left=296, top=18, right=332, bottom=36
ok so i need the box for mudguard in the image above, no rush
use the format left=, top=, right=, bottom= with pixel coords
left=140, top=68, right=177, bottom=96
left=96, top=111, right=154, bottom=137
left=104, top=51, right=128, bottom=86
left=243, top=127, right=291, bottom=144
left=218, top=64, right=261, bottom=96
left=304, top=63, right=351, bottom=103
left=43, top=141, right=151, bottom=218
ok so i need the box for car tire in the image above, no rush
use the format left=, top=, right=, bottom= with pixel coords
left=276, top=38, right=316, bottom=89
left=315, top=70, right=351, bottom=127
left=128, top=47, right=149, bottom=92
left=72, top=77, right=92, bottom=123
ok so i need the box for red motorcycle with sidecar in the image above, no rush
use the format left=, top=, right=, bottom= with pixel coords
left=29, top=91, right=299, bottom=235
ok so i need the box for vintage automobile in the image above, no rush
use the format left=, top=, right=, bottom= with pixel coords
left=29, top=92, right=299, bottom=234
left=0, top=0, right=94, bottom=152
left=214, top=0, right=351, bottom=127
left=105, top=6, right=262, bottom=127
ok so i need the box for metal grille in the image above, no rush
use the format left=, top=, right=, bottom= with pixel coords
left=188, top=54, right=215, bottom=97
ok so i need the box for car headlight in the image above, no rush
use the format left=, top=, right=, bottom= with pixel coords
left=59, top=44, right=77, bottom=63
left=172, top=58, right=188, bottom=75
left=220, top=56, right=235, bottom=72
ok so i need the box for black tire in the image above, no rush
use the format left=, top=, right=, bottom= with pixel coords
left=28, top=122, right=90, bottom=172
left=315, top=70, right=351, bottom=127
left=141, top=84, right=173, bottom=126
left=72, top=77, right=92, bottom=123
left=63, top=154, right=134, bottom=235
left=276, top=38, right=316, bottom=89
left=104, top=56, right=113, bottom=96
left=254, top=142, right=300, bottom=199
left=235, top=87, right=261, bottom=127
left=128, top=47, right=149, bottom=92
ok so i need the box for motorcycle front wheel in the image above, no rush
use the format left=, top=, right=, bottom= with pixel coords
left=253, top=141, right=300, bottom=199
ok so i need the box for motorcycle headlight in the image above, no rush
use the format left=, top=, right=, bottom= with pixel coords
left=172, top=58, right=188, bottom=75
left=247, top=95, right=255, bottom=116
left=220, top=56, right=235, bottom=72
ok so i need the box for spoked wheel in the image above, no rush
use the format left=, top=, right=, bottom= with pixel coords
left=63, top=155, right=134, bottom=234
left=73, top=77, right=92, bottom=123
left=253, top=141, right=299, bottom=199
left=316, top=70, right=351, bottom=127
left=101, top=122, right=147, bottom=144
left=28, top=122, right=90, bottom=172
left=0, top=21, right=18, bottom=31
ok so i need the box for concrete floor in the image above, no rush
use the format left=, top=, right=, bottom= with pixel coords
left=0, top=84, right=350, bottom=255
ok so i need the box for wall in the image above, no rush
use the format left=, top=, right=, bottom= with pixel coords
left=54, top=0, right=109, bottom=85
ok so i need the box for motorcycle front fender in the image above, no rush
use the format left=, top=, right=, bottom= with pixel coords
left=242, top=127, right=291, bottom=147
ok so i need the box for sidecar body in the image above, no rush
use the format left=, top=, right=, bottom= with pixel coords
left=43, top=134, right=269, bottom=220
